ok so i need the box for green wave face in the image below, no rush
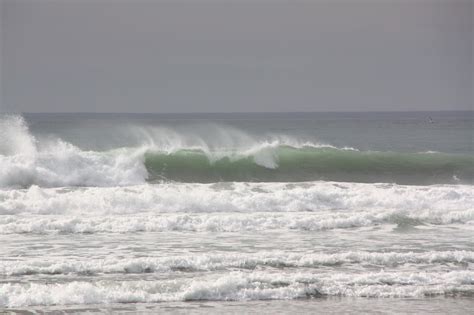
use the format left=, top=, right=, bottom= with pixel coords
left=144, top=147, right=474, bottom=184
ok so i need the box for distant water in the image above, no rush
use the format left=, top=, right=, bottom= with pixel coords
left=0, top=112, right=473, bottom=312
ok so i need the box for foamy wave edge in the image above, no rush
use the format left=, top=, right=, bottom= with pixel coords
left=0, top=181, right=472, bottom=222
left=1, top=251, right=472, bottom=276
left=1, top=271, right=473, bottom=307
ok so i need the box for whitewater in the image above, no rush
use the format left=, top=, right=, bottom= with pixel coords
left=0, top=112, right=473, bottom=313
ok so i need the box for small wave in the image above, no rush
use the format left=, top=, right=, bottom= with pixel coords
left=1, top=181, right=472, bottom=215
left=1, top=210, right=473, bottom=234
left=1, top=251, right=472, bottom=276
left=1, top=270, right=472, bottom=307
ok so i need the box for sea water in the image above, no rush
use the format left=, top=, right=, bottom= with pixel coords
left=0, top=112, right=473, bottom=313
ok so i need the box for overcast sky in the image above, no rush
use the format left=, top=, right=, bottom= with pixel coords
left=1, top=0, right=472, bottom=113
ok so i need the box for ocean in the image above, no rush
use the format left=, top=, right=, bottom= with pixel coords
left=0, top=111, right=473, bottom=313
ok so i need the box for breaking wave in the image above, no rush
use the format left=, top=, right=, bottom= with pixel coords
left=1, top=270, right=473, bottom=307
left=0, top=181, right=472, bottom=234
left=0, top=115, right=473, bottom=187
left=143, top=148, right=474, bottom=184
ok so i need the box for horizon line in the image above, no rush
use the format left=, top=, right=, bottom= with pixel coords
left=14, top=109, right=474, bottom=115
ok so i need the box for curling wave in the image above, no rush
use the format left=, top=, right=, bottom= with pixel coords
left=143, top=148, right=474, bottom=184
left=2, top=251, right=472, bottom=276
left=1, top=115, right=473, bottom=187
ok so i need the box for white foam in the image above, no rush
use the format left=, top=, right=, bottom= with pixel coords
left=0, top=181, right=472, bottom=233
left=1, top=270, right=472, bottom=307
left=1, top=251, right=472, bottom=276
left=0, top=181, right=472, bottom=215
left=0, top=209, right=472, bottom=234
left=0, top=146, right=148, bottom=188
left=0, top=115, right=149, bottom=188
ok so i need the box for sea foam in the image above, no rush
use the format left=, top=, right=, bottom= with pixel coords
left=1, top=251, right=472, bottom=276
left=0, top=115, right=148, bottom=187
left=0, top=181, right=472, bottom=234
left=1, top=270, right=472, bottom=307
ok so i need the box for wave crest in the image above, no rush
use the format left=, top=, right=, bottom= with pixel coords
left=1, top=270, right=473, bottom=307
left=1, top=115, right=473, bottom=187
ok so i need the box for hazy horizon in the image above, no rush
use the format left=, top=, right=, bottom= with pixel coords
left=17, top=109, right=474, bottom=115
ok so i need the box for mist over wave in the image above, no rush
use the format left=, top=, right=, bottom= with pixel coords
left=0, top=115, right=472, bottom=187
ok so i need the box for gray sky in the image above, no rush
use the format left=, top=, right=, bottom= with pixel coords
left=1, top=0, right=472, bottom=113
